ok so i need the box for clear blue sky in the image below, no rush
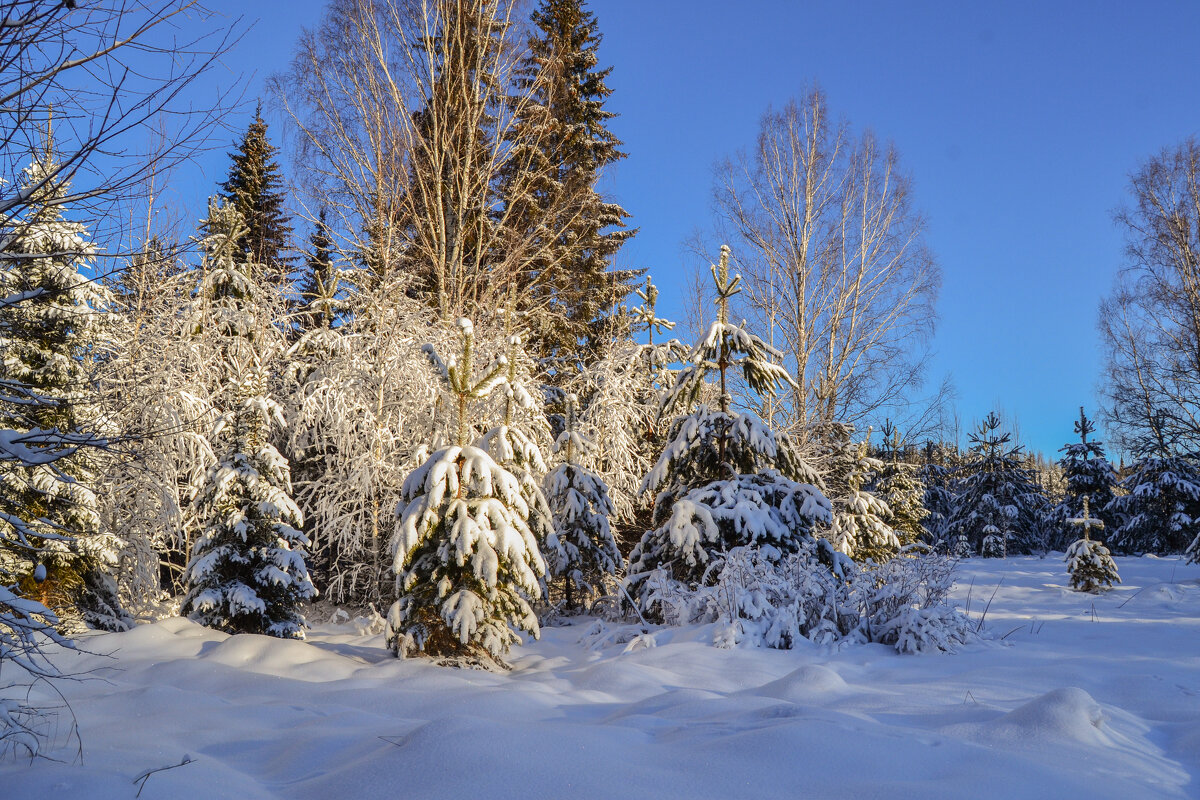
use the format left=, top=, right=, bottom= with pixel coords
left=192, top=0, right=1200, bottom=458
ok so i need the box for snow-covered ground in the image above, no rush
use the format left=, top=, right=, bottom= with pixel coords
left=3, top=555, right=1199, bottom=799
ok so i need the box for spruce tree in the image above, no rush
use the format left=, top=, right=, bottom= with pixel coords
left=181, top=200, right=315, bottom=637
left=221, top=103, right=294, bottom=282
left=295, top=208, right=342, bottom=336
left=817, top=424, right=897, bottom=562
left=1065, top=498, right=1120, bottom=592
left=388, top=319, right=546, bottom=663
left=500, top=0, right=635, bottom=369
left=1051, top=407, right=1117, bottom=549
left=629, top=246, right=830, bottom=594
left=945, top=413, right=1047, bottom=555
left=870, top=423, right=929, bottom=550
left=0, top=149, right=129, bottom=632
left=1106, top=457, right=1200, bottom=554
left=542, top=393, right=619, bottom=609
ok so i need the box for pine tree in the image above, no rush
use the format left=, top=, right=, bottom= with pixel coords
left=388, top=318, right=546, bottom=663
left=1051, top=407, right=1117, bottom=549
left=500, top=0, right=635, bottom=369
left=181, top=200, right=315, bottom=637
left=221, top=103, right=294, bottom=282
left=1065, top=498, right=1120, bottom=592
left=0, top=148, right=129, bottom=632
left=629, top=246, right=830, bottom=593
left=542, top=393, right=619, bottom=609
left=945, top=413, right=1047, bottom=555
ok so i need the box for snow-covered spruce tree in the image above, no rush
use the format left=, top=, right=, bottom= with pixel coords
left=945, top=412, right=1047, bottom=555
left=543, top=393, right=619, bottom=609
left=816, top=423, right=898, bottom=562
left=569, top=275, right=687, bottom=542
left=869, top=423, right=928, bottom=550
left=918, top=440, right=960, bottom=548
left=1050, top=407, right=1117, bottom=550
left=1105, top=451, right=1200, bottom=555
left=477, top=327, right=562, bottom=585
left=629, top=246, right=830, bottom=596
left=388, top=318, right=546, bottom=663
left=0, top=149, right=129, bottom=632
left=1065, top=498, right=1119, bottom=592
left=181, top=200, right=315, bottom=638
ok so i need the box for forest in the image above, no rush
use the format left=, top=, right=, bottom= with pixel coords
left=0, top=1, right=1199, bottom=789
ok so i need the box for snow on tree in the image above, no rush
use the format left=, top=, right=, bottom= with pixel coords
left=1050, top=407, right=1117, bottom=550
left=816, top=423, right=898, bottom=562
left=1065, top=497, right=1120, bottom=592
left=0, top=149, right=129, bottom=632
left=568, top=275, right=687, bottom=540
left=629, top=246, right=830, bottom=594
left=918, top=440, right=959, bottom=546
left=869, top=422, right=929, bottom=549
left=477, top=327, right=561, bottom=584
left=1105, top=450, right=1200, bottom=555
left=945, top=412, right=1047, bottom=555
left=542, top=393, right=619, bottom=609
left=388, top=318, right=546, bottom=663
left=221, top=103, right=294, bottom=280
left=180, top=200, right=315, bottom=638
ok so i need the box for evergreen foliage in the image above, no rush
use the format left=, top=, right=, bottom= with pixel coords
left=1106, top=453, right=1200, bottom=554
left=1051, top=408, right=1117, bottom=549
left=388, top=319, right=546, bottom=663
left=817, top=424, right=898, bottom=562
left=629, top=246, right=829, bottom=592
left=296, top=208, right=342, bottom=335
left=870, top=424, right=929, bottom=549
left=181, top=200, right=315, bottom=638
left=0, top=149, right=129, bottom=632
left=542, top=393, right=619, bottom=608
left=501, top=0, right=635, bottom=368
left=945, top=413, right=1047, bottom=554
left=1065, top=500, right=1119, bottom=592
left=220, top=104, right=294, bottom=280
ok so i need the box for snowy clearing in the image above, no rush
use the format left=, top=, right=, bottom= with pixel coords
left=3, top=555, right=1199, bottom=799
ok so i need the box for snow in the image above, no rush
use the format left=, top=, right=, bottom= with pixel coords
left=3, top=555, right=1200, bottom=798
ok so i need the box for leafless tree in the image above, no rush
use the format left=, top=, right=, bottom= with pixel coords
left=712, top=88, right=940, bottom=445
left=1101, top=137, right=1200, bottom=457
left=272, top=0, right=589, bottom=323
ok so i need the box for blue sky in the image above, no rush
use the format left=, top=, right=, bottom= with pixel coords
left=192, top=0, right=1200, bottom=458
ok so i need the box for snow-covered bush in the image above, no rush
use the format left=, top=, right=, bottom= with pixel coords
left=1065, top=537, right=1120, bottom=593
left=638, top=545, right=974, bottom=655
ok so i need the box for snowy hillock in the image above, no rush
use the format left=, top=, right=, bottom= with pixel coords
left=1, top=555, right=1198, bottom=798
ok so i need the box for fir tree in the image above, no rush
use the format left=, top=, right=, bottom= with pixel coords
left=870, top=423, right=929, bottom=549
left=295, top=208, right=341, bottom=335
left=945, top=413, right=1047, bottom=555
left=1051, top=407, right=1117, bottom=549
left=818, top=424, right=898, bottom=562
left=1105, top=455, right=1200, bottom=554
left=0, top=148, right=129, bottom=632
left=1065, top=497, right=1120, bottom=592
left=919, top=440, right=959, bottom=546
left=220, top=103, right=294, bottom=282
left=388, top=319, right=546, bottom=663
left=542, top=393, right=619, bottom=609
left=629, top=246, right=830, bottom=593
left=500, top=0, right=635, bottom=369
left=181, top=200, right=315, bottom=637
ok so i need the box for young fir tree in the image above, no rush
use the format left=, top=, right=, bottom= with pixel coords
left=500, top=0, right=635, bottom=368
left=1105, top=456, right=1200, bottom=555
left=919, top=440, right=959, bottom=546
left=0, top=149, right=129, bottom=632
left=870, top=423, right=929, bottom=549
left=388, top=318, right=546, bottom=663
left=1065, top=497, right=1120, bottom=592
left=817, top=424, right=898, bottom=562
left=629, top=246, right=830, bottom=594
left=181, top=200, right=315, bottom=638
left=220, top=103, right=294, bottom=282
left=295, top=208, right=341, bottom=336
left=542, top=393, right=619, bottom=609
left=1051, top=407, right=1117, bottom=549
left=945, top=413, right=1047, bottom=555
left=477, top=327, right=563, bottom=582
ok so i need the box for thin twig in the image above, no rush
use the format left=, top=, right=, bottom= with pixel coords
left=133, top=756, right=194, bottom=798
